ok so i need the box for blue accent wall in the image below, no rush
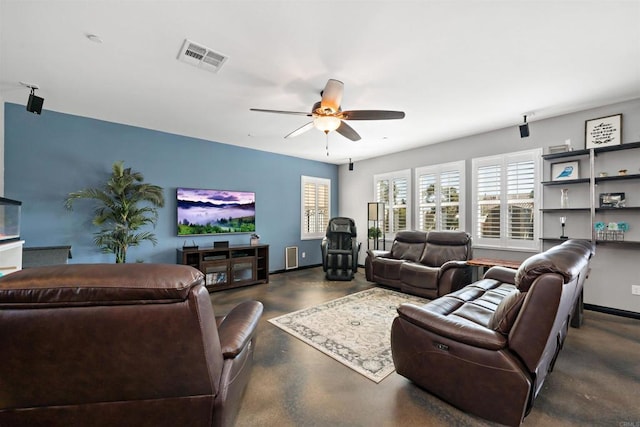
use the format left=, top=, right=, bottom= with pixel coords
left=4, top=103, right=338, bottom=270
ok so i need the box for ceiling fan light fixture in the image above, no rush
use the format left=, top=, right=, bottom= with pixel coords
left=314, top=115, right=341, bottom=133
left=250, top=78, right=404, bottom=142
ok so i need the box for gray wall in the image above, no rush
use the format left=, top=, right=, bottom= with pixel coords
left=339, top=98, right=640, bottom=313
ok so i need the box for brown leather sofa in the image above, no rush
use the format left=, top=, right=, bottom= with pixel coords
left=0, top=263, right=263, bottom=427
left=390, top=239, right=594, bottom=426
left=365, top=230, right=473, bottom=298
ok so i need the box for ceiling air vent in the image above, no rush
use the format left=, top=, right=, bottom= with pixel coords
left=177, top=39, right=228, bottom=73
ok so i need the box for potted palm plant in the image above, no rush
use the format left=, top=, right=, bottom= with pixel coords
left=64, top=161, right=165, bottom=263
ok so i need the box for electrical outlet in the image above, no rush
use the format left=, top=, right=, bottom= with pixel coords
left=632, top=285, right=640, bottom=296
left=301, top=252, right=306, bottom=259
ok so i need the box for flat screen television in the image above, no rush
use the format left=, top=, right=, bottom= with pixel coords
left=177, top=187, right=256, bottom=236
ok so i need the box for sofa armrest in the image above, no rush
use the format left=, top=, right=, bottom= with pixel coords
left=366, top=249, right=391, bottom=259
left=437, top=261, right=473, bottom=295
left=484, top=266, right=517, bottom=284
left=217, top=300, right=264, bottom=359
left=397, top=303, right=507, bottom=350
left=440, top=260, right=469, bottom=274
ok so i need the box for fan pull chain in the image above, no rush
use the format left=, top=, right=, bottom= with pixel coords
left=325, top=131, right=330, bottom=156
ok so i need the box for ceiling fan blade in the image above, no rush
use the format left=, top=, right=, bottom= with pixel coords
left=341, top=110, right=405, bottom=120
left=285, top=122, right=315, bottom=139
left=320, top=79, right=344, bottom=113
left=250, top=108, right=311, bottom=116
left=335, top=121, right=361, bottom=141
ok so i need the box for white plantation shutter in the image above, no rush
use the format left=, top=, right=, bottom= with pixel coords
left=507, top=160, right=535, bottom=240
left=472, top=149, right=541, bottom=250
left=418, top=172, right=437, bottom=231
left=392, top=177, right=408, bottom=231
left=317, top=182, right=329, bottom=232
left=440, top=169, right=461, bottom=230
left=303, top=182, right=316, bottom=233
left=376, top=178, right=390, bottom=233
left=374, top=170, right=411, bottom=235
left=476, top=164, right=502, bottom=240
left=301, top=176, right=331, bottom=239
left=416, top=161, right=465, bottom=232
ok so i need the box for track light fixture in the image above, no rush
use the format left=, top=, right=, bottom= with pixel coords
left=20, top=82, right=44, bottom=114
left=519, top=115, right=529, bottom=138
left=348, top=158, right=354, bottom=171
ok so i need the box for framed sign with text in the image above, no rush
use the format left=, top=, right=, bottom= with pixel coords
left=585, top=114, right=622, bottom=149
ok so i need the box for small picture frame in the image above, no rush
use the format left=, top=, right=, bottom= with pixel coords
left=585, top=114, right=622, bottom=149
left=599, top=192, right=626, bottom=208
left=551, top=161, right=579, bottom=181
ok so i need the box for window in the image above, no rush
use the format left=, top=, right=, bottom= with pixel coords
left=415, top=161, right=465, bottom=232
left=374, top=170, right=411, bottom=236
left=301, top=176, right=330, bottom=239
left=472, top=149, right=541, bottom=250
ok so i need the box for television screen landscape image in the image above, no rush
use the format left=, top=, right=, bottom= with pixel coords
left=177, top=188, right=256, bottom=235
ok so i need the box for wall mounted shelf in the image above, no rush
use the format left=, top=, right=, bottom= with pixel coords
left=541, top=141, right=640, bottom=246
left=540, top=178, right=590, bottom=186
left=540, top=208, right=590, bottom=213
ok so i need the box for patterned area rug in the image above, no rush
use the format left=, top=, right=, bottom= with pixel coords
left=268, top=287, right=428, bottom=383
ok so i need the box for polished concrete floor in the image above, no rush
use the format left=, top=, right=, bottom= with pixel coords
left=210, top=268, right=640, bottom=427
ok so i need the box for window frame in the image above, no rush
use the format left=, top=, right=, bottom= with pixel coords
left=414, top=160, right=465, bottom=232
left=373, top=169, right=411, bottom=238
left=471, top=149, right=541, bottom=251
left=301, top=175, right=331, bottom=240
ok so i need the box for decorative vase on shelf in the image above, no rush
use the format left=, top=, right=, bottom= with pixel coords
left=560, top=188, right=569, bottom=208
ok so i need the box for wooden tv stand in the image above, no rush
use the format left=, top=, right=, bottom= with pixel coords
left=177, top=244, right=269, bottom=292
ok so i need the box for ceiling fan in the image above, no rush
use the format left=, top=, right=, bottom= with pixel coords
left=250, top=79, right=405, bottom=141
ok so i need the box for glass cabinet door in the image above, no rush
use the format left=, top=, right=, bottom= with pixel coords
left=232, top=259, right=256, bottom=283
left=204, top=262, right=228, bottom=287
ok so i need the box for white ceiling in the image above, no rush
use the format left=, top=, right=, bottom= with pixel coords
left=1, top=1, right=639, bottom=164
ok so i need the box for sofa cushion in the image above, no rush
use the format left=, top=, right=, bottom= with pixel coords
left=426, top=230, right=471, bottom=246
left=0, top=264, right=203, bottom=307
left=515, top=239, right=592, bottom=292
left=399, top=262, right=439, bottom=290
left=372, top=257, right=405, bottom=280
left=394, top=230, right=428, bottom=244
left=390, top=240, right=425, bottom=261
left=419, top=231, right=471, bottom=267
left=488, top=290, right=525, bottom=335
left=387, top=230, right=427, bottom=261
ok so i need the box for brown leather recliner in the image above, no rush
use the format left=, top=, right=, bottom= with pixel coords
left=0, top=263, right=263, bottom=427
left=365, top=230, right=473, bottom=298
left=390, top=239, right=594, bottom=426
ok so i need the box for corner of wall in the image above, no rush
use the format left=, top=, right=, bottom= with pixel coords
left=1, top=97, right=5, bottom=196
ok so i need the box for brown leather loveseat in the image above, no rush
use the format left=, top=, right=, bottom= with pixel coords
left=365, top=230, right=473, bottom=298
left=0, top=263, right=263, bottom=427
left=390, top=239, right=594, bottom=426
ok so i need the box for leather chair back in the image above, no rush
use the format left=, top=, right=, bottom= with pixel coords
left=0, top=264, right=230, bottom=426
left=419, top=231, right=472, bottom=267
left=390, top=231, right=427, bottom=261
left=510, top=240, right=594, bottom=395
left=325, top=217, right=357, bottom=250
